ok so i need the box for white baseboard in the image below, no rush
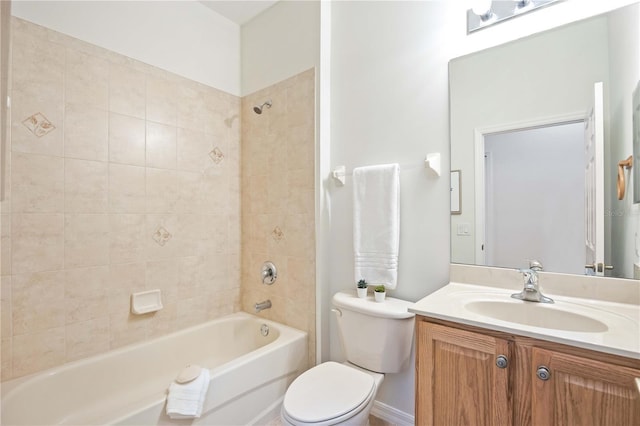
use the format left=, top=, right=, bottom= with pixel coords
left=370, top=400, right=414, bottom=426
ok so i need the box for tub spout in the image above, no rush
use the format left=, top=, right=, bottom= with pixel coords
left=255, top=300, right=272, bottom=313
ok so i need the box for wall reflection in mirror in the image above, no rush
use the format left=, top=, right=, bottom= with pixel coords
left=450, top=3, right=640, bottom=280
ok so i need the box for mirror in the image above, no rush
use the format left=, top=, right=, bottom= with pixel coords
left=450, top=3, right=640, bottom=280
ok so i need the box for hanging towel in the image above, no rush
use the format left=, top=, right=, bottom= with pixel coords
left=166, top=367, right=210, bottom=420
left=353, top=163, right=400, bottom=289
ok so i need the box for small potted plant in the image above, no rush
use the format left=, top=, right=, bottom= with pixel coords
left=374, top=285, right=386, bottom=302
left=356, top=279, right=368, bottom=299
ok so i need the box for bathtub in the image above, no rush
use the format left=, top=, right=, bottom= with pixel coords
left=1, top=312, right=308, bottom=425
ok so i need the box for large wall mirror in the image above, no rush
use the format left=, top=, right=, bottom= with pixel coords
left=450, top=3, right=639, bottom=280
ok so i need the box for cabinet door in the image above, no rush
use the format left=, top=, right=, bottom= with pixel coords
left=532, top=347, right=640, bottom=425
left=416, top=321, right=512, bottom=426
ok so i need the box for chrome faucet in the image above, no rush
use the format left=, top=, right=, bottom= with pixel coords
left=511, top=265, right=554, bottom=304
left=255, top=300, right=272, bottom=313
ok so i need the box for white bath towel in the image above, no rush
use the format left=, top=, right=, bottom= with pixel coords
left=353, top=163, right=400, bottom=289
left=166, top=368, right=210, bottom=420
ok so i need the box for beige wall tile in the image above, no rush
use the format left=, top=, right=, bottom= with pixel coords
left=65, top=158, right=108, bottom=213
left=201, top=253, right=231, bottom=291
left=11, top=105, right=63, bottom=158
left=146, top=259, right=179, bottom=305
left=284, top=213, right=315, bottom=259
left=147, top=302, right=177, bottom=339
left=0, top=152, right=10, bottom=215
left=63, top=103, right=108, bottom=161
left=177, top=256, right=201, bottom=300
left=145, top=214, right=179, bottom=260
left=66, top=317, right=109, bottom=362
left=1, top=276, right=12, bottom=339
left=109, top=214, right=146, bottom=264
left=108, top=164, right=146, bottom=213
left=108, top=113, right=146, bottom=166
left=228, top=214, right=241, bottom=255
left=109, top=63, right=146, bottom=119
left=146, top=168, right=177, bottom=213
left=64, top=214, right=109, bottom=269
left=176, top=85, right=206, bottom=131
left=146, top=75, right=177, bottom=126
left=108, top=311, right=148, bottom=349
left=287, top=169, right=314, bottom=214
left=65, top=49, right=109, bottom=110
left=1, top=215, right=11, bottom=276
left=176, top=214, right=201, bottom=257
left=176, top=296, right=208, bottom=330
left=199, top=173, right=229, bottom=215
left=1, top=338, right=12, bottom=381
left=287, top=124, right=315, bottom=168
left=146, top=122, right=176, bottom=169
left=64, top=266, right=109, bottom=324
left=199, top=215, right=228, bottom=255
left=12, top=214, right=64, bottom=274
left=177, top=128, right=211, bottom=172
left=11, top=270, right=65, bottom=335
left=174, top=171, right=202, bottom=214
left=10, top=35, right=64, bottom=157
left=108, top=262, right=146, bottom=315
left=267, top=173, right=288, bottom=214
left=11, top=152, right=64, bottom=213
left=12, top=327, right=65, bottom=377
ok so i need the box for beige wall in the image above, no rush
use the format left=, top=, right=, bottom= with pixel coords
left=1, top=18, right=242, bottom=380
left=241, top=69, right=316, bottom=368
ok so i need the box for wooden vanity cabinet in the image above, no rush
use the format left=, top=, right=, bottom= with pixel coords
left=416, top=317, right=640, bottom=426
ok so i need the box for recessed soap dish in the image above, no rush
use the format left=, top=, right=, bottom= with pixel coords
left=131, top=289, right=163, bottom=315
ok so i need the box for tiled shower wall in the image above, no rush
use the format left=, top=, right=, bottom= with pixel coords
left=0, top=18, right=243, bottom=380
left=241, top=69, right=316, bottom=368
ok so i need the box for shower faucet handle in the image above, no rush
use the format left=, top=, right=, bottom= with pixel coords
left=261, top=261, right=277, bottom=285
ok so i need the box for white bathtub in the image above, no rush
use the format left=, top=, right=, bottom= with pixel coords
left=1, top=312, right=308, bottom=425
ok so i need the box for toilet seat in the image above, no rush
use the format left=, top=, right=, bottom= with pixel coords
left=282, top=362, right=376, bottom=425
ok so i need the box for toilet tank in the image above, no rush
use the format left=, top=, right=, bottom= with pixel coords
left=332, top=291, right=415, bottom=373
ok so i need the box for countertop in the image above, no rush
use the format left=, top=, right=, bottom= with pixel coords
left=409, top=281, right=640, bottom=360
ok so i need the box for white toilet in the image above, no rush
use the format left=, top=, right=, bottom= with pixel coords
left=281, top=291, right=415, bottom=426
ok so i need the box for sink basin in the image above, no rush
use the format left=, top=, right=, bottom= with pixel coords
left=464, top=300, right=609, bottom=333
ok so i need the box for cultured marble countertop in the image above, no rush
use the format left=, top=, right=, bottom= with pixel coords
left=410, top=281, right=640, bottom=360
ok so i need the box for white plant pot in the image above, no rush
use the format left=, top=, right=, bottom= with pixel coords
left=357, top=287, right=367, bottom=298
left=374, top=291, right=386, bottom=302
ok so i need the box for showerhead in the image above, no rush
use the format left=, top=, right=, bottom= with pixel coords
left=253, top=99, right=272, bottom=114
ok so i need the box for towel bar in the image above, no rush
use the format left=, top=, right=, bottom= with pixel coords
left=331, top=153, right=441, bottom=186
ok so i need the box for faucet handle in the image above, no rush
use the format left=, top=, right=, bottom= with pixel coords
left=528, top=260, right=544, bottom=271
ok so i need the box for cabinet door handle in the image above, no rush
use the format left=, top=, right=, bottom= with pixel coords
left=536, top=366, right=551, bottom=381
left=496, top=355, right=509, bottom=369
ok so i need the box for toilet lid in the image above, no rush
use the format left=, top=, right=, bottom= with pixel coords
left=283, top=362, right=375, bottom=423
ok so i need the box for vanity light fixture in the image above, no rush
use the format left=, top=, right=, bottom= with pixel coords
left=468, top=0, right=560, bottom=33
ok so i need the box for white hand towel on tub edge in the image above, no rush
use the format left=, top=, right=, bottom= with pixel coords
left=166, top=368, right=210, bottom=419
left=352, top=163, right=400, bottom=289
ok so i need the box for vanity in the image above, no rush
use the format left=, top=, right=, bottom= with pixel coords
left=410, top=265, right=640, bottom=426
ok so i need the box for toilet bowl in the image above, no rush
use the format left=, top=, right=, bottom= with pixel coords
left=281, top=362, right=383, bottom=426
left=281, top=291, right=415, bottom=426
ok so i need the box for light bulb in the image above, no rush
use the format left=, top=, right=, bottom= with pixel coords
left=514, top=0, right=533, bottom=11
left=472, top=0, right=493, bottom=17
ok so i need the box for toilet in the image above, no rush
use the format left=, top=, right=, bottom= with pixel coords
left=281, top=291, right=415, bottom=425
